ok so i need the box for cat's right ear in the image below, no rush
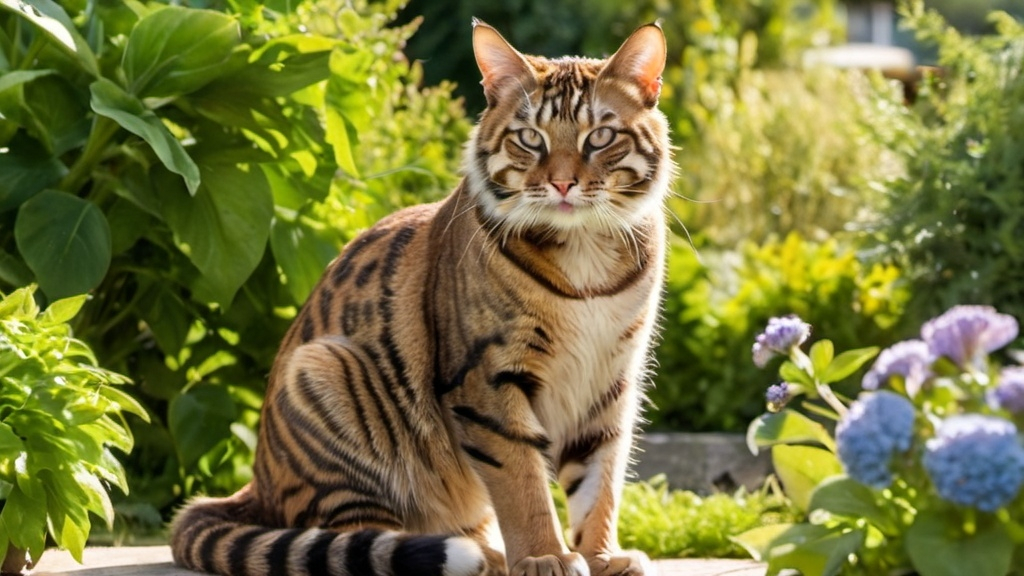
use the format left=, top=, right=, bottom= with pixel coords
left=472, top=18, right=535, bottom=106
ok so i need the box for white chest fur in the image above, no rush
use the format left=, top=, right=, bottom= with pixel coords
left=531, top=282, right=657, bottom=448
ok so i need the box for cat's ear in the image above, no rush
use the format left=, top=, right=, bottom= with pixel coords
left=472, top=18, right=535, bottom=106
left=599, top=23, right=667, bottom=108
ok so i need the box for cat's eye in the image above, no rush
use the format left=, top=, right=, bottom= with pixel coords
left=586, top=127, right=616, bottom=150
left=517, top=128, right=545, bottom=151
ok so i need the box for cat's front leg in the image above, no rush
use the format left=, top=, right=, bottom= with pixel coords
left=558, top=424, right=653, bottom=576
left=455, top=400, right=588, bottom=576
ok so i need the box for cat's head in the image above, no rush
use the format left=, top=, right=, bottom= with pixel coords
left=465, top=20, right=673, bottom=237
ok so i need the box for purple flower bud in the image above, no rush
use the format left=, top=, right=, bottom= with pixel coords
left=922, top=305, right=1018, bottom=369
left=766, top=382, right=791, bottom=411
left=862, top=339, right=931, bottom=396
left=990, top=367, right=1024, bottom=414
left=752, top=315, right=811, bottom=368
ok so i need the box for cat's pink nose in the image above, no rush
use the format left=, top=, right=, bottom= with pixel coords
left=551, top=180, right=575, bottom=196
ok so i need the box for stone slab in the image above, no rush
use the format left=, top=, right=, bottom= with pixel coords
left=27, top=546, right=766, bottom=576
left=631, top=432, right=772, bottom=493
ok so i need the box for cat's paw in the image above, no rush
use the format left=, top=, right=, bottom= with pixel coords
left=586, top=550, right=654, bottom=576
left=510, top=552, right=589, bottom=576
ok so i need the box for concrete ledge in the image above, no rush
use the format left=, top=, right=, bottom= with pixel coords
left=632, top=432, right=772, bottom=493
left=27, top=546, right=766, bottom=576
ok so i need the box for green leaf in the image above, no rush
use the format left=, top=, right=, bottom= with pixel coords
left=768, top=528, right=863, bottom=576
left=89, top=77, right=200, bottom=195
left=0, top=422, right=25, bottom=458
left=809, top=340, right=834, bottom=375
left=40, top=294, right=87, bottom=326
left=808, top=475, right=896, bottom=533
left=0, top=70, right=55, bottom=95
left=819, top=346, right=880, bottom=384
left=59, top=515, right=88, bottom=563
left=168, top=384, right=238, bottom=470
left=732, top=523, right=799, bottom=561
left=123, top=6, right=240, bottom=98
left=160, top=162, right=273, bottom=307
left=1, top=485, right=47, bottom=561
left=0, top=135, right=68, bottom=213
left=0, top=248, right=33, bottom=287
left=137, top=281, right=191, bottom=356
left=905, top=510, right=1013, bottom=576
left=270, top=216, right=338, bottom=305
left=779, top=360, right=814, bottom=386
left=0, top=0, right=99, bottom=76
left=746, top=409, right=836, bottom=455
left=772, top=444, right=843, bottom=511
left=325, top=46, right=375, bottom=177
left=14, top=190, right=111, bottom=301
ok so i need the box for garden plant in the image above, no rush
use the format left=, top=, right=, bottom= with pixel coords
left=0, top=286, right=144, bottom=569
left=739, top=306, right=1024, bottom=575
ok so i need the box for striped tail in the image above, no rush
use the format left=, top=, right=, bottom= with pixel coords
left=170, top=495, right=489, bottom=576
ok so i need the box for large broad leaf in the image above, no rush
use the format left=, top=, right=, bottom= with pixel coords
left=22, top=75, right=91, bottom=155
left=0, top=0, right=99, bottom=76
left=733, top=523, right=863, bottom=576
left=270, top=216, right=338, bottom=305
left=90, top=78, right=200, bottom=195
left=808, top=475, right=896, bottom=534
left=905, top=510, right=1013, bottom=576
left=160, top=162, right=273, bottom=308
left=0, top=134, right=67, bottom=212
left=747, top=408, right=835, bottom=454
left=772, top=444, right=843, bottom=511
left=14, top=190, right=111, bottom=301
left=123, top=6, right=240, bottom=98
left=168, top=384, right=237, bottom=470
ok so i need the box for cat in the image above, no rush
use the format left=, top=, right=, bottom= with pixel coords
left=170, top=18, right=673, bottom=576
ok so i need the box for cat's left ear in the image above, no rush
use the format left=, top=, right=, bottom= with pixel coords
left=599, top=23, right=667, bottom=108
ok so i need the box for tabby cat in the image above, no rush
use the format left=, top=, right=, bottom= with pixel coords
left=170, top=19, right=673, bottom=576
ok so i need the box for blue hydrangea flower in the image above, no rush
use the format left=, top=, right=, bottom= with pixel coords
left=990, top=367, right=1024, bottom=414
left=835, top=391, right=916, bottom=488
left=921, top=305, right=1018, bottom=369
left=766, top=382, right=791, bottom=411
left=923, top=414, right=1024, bottom=512
left=752, top=315, right=811, bottom=368
left=862, top=339, right=932, bottom=396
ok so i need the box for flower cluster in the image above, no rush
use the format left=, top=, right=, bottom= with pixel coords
left=752, top=303, right=1024, bottom=514
left=923, top=414, right=1024, bottom=512
left=752, top=315, right=810, bottom=368
left=835, top=391, right=915, bottom=488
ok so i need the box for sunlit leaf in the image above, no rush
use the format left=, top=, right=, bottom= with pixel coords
left=746, top=409, right=835, bottom=455
left=123, top=6, right=240, bottom=98
left=89, top=77, right=200, bottom=195
left=772, top=444, right=842, bottom=511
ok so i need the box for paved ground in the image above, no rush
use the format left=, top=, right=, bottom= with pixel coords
left=26, top=546, right=766, bottom=576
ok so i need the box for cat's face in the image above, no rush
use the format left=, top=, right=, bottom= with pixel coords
left=466, top=21, right=672, bottom=237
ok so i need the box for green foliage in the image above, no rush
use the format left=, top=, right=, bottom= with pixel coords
left=0, top=0, right=467, bottom=522
left=0, top=286, right=145, bottom=565
left=874, top=0, right=1024, bottom=328
left=651, top=232, right=908, bottom=431
left=398, top=0, right=841, bottom=115
left=552, top=477, right=800, bottom=559
left=668, top=67, right=904, bottom=246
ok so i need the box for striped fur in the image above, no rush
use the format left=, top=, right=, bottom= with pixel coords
left=171, top=20, right=672, bottom=576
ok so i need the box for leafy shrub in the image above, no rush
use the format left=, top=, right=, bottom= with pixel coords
left=668, top=67, right=904, bottom=246
left=552, top=476, right=799, bottom=560
left=651, top=232, right=908, bottom=432
left=0, top=0, right=467, bottom=521
left=0, top=286, right=144, bottom=566
left=738, top=306, right=1024, bottom=575
left=873, top=0, right=1024, bottom=329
